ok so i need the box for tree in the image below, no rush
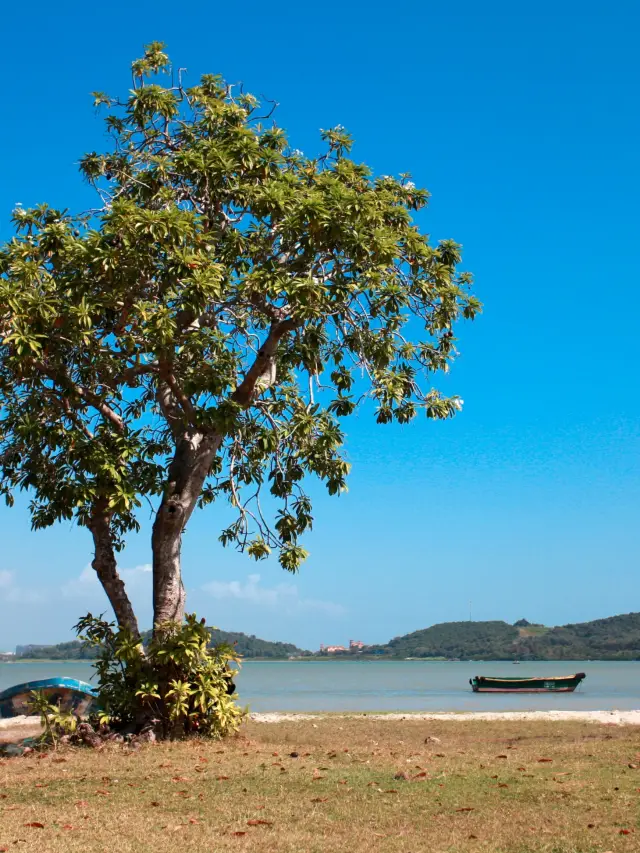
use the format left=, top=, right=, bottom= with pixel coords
left=0, top=43, right=480, bottom=639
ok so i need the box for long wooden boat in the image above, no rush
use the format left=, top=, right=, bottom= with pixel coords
left=470, top=672, right=586, bottom=693
left=0, top=678, right=98, bottom=719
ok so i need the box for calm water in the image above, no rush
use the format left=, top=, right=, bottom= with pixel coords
left=1, top=660, right=639, bottom=712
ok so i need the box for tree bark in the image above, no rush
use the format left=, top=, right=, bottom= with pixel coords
left=151, top=430, right=222, bottom=630
left=151, top=318, right=295, bottom=633
left=88, top=509, right=140, bottom=639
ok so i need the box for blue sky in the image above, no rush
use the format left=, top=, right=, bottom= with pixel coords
left=1, top=0, right=639, bottom=651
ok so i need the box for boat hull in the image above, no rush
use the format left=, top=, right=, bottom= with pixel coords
left=470, top=673, right=586, bottom=694
left=0, top=678, right=98, bottom=719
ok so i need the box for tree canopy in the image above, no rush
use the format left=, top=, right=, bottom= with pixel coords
left=0, top=43, right=479, bottom=636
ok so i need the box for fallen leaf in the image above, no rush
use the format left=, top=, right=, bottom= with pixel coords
left=172, top=776, right=189, bottom=782
left=517, top=767, right=526, bottom=771
left=496, top=755, right=508, bottom=759
left=381, top=789, right=398, bottom=794
left=188, top=818, right=199, bottom=825
left=95, top=790, right=110, bottom=795
left=498, top=783, right=509, bottom=788
left=217, top=776, right=230, bottom=781
left=52, top=758, right=67, bottom=764
left=272, top=752, right=279, bottom=757
left=310, top=797, right=329, bottom=802
left=247, top=819, right=273, bottom=826
left=394, top=772, right=409, bottom=781
left=456, top=807, right=475, bottom=812
left=491, top=775, right=498, bottom=779
left=413, top=771, right=428, bottom=779
left=151, top=802, right=160, bottom=807
left=435, top=753, right=445, bottom=757
left=629, top=764, right=638, bottom=770
left=232, top=831, right=247, bottom=837
left=537, top=758, right=553, bottom=763
left=620, top=829, right=632, bottom=835
left=34, top=784, right=48, bottom=789
left=289, top=752, right=299, bottom=758
left=587, top=823, right=595, bottom=829
left=74, top=799, right=88, bottom=807
left=24, top=823, right=45, bottom=828
left=468, top=834, right=478, bottom=840
left=62, top=824, right=75, bottom=830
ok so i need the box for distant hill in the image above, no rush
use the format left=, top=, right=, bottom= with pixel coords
left=16, top=629, right=308, bottom=660
left=366, top=621, right=519, bottom=660
left=367, top=613, right=640, bottom=660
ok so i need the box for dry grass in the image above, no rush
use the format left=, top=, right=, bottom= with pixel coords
left=2, top=717, right=640, bottom=852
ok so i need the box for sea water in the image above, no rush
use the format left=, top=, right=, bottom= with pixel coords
left=2, top=659, right=639, bottom=712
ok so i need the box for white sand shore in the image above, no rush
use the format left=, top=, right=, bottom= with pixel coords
left=0, top=716, right=41, bottom=731
left=4, top=709, right=640, bottom=737
left=250, top=710, right=640, bottom=725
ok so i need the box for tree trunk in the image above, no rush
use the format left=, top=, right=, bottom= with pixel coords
left=152, top=430, right=222, bottom=631
left=88, top=510, right=140, bottom=639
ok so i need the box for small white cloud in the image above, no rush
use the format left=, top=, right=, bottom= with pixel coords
left=202, top=573, right=346, bottom=617
left=0, top=570, right=46, bottom=603
left=0, top=570, right=14, bottom=588
left=61, top=564, right=152, bottom=599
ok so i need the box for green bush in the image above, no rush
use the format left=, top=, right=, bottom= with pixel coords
left=75, top=613, right=244, bottom=739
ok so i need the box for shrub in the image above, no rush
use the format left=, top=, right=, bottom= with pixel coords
left=75, top=612, right=244, bottom=739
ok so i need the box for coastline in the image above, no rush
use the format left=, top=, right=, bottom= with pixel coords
left=249, top=709, right=640, bottom=724
left=5, top=709, right=640, bottom=734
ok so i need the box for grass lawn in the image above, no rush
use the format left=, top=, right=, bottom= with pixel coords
left=2, top=716, right=640, bottom=852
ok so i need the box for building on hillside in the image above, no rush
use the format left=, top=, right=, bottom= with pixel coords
left=349, top=639, right=365, bottom=650
left=324, top=645, right=348, bottom=654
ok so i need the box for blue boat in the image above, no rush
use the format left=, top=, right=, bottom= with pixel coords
left=0, top=678, right=99, bottom=719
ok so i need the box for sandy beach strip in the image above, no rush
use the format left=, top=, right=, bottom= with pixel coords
left=249, top=709, right=640, bottom=725
left=4, top=709, right=640, bottom=738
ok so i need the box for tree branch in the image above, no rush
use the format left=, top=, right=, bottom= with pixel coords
left=232, top=318, right=297, bottom=407
left=32, top=361, right=125, bottom=432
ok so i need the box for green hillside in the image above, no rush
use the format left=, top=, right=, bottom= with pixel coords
left=517, top=613, right=640, bottom=660
left=367, top=621, right=519, bottom=659
left=369, top=613, right=640, bottom=660
left=15, top=629, right=307, bottom=660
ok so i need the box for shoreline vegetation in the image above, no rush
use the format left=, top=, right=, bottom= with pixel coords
left=6, top=611, right=640, bottom=662
left=3, top=716, right=640, bottom=852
